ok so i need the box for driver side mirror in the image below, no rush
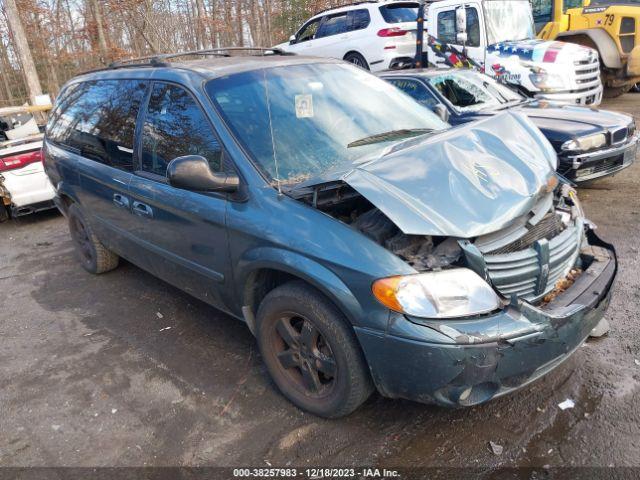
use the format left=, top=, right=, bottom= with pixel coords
left=455, top=7, right=467, bottom=44
left=433, top=103, right=450, bottom=123
left=289, top=34, right=296, bottom=45
left=167, top=155, right=239, bottom=193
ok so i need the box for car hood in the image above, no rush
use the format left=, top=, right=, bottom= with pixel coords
left=518, top=102, right=632, bottom=136
left=487, top=39, right=595, bottom=66
left=298, top=112, right=558, bottom=238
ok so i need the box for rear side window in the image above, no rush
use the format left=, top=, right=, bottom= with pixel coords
left=141, top=83, right=222, bottom=177
left=317, top=12, right=348, bottom=38
left=387, top=78, right=440, bottom=110
left=46, top=80, right=146, bottom=171
left=379, top=3, right=418, bottom=23
left=348, top=9, right=371, bottom=31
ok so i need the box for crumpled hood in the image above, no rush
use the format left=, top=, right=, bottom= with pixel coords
left=342, top=112, right=558, bottom=238
left=487, top=39, right=595, bottom=65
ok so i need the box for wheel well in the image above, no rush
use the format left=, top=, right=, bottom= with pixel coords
left=559, top=33, right=597, bottom=51
left=343, top=50, right=363, bottom=60
left=60, top=194, right=74, bottom=208
left=58, top=193, right=74, bottom=214
left=244, top=268, right=299, bottom=317
left=243, top=268, right=355, bottom=328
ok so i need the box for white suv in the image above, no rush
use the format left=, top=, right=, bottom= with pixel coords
left=277, top=1, right=419, bottom=71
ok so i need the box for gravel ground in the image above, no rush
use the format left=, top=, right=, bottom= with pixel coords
left=0, top=95, right=639, bottom=475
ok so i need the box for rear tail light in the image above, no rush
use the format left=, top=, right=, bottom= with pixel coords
left=0, top=149, right=43, bottom=173
left=377, top=27, right=408, bottom=37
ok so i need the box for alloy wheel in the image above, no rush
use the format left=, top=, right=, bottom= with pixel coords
left=269, top=312, right=337, bottom=397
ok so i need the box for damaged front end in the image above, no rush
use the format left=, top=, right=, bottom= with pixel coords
left=291, top=113, right=617, bottom=407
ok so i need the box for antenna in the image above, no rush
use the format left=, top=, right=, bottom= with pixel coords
left=262, top=69, right=283, bottom=196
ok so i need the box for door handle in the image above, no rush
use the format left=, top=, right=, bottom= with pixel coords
left=113, top=193, right=129, bottom=209
left=132, top=201, right=153, bottom=218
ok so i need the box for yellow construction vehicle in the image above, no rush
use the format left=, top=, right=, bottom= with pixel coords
left=532, top=0, right=640, bottom=97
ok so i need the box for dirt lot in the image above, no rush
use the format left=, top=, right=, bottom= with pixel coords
left=1, top=95, right=639, bottom=475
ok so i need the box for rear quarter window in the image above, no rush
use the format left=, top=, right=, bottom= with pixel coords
left=46, top=79, right=147, bottom=171
left=379, top=2, right=418, bottom=23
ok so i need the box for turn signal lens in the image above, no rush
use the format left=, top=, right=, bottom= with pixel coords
left=372, top=276, right=403, bottom=312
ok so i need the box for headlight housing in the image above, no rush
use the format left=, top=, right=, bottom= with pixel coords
left=372, top=269, right=502, bottom=319
left=561, top=133, right=607, bottom=152
left=528, top=67, right=569, bottom=92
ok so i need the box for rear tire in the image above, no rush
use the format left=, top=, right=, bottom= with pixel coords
left=344, top=52, right=370, bottom=70
left=67, top=203, right=119, bottom=274
left=0, top=205, right=8, bottom=222
left=256, top=281, right=373, bottom=418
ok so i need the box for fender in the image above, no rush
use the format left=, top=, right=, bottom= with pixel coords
left=51, top=180, right=81, bottom=216
left=557, top=29, right=622, bottom=69
left=236, top=246, right=367, bottom=327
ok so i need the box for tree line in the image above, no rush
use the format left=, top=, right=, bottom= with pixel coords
left=0, top=0, right=343, bottom=108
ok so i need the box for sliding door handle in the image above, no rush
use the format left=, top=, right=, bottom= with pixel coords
left=113, top=193, right=129, bottom=208
left=132, top=201, right=153, bottom=218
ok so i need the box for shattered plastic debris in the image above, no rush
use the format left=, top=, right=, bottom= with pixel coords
left=489, top=441, right=503, bottom=455
left=111, top=408, right=118, bottom=414
left=542, top=269, right=582, bottom=304
left=635, top=359, right=640, bottom=366
left=159, top=327, right=172, bottom=332
left=558, top=399, right=575, bottom=410
left=156, top=312, right=164, bottom=319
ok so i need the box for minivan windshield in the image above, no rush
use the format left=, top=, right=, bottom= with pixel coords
left=206, top=63, right=447, bottom=187
left=484, top=0, right=536, bottom=44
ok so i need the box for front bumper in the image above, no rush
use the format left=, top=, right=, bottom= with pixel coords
left=535, top=84, right=603, bottom=107
left=559, top=135, right=638, bottom=183
left=356, top=232, right=616, bottom=407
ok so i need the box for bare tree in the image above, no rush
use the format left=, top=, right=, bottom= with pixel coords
left=4, top=0, right=42, bottom=104
left=89, top=0, right=109, bottom=64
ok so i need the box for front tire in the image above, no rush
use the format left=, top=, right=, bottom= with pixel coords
left=344, top=52, right=369, bottom=70
left=68, top=203, right=119, bottom=274
left=256, top=281, right=373, bottom=418
left=603, top=84, right=632, bottom=98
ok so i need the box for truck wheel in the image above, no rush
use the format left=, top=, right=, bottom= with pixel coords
left=0, top=205, right=8, bottom=222
left=344, top=52, right=369, bottom=70
left=256, top=281, right=373, bottom=418
left=603, top=85, right=632, bottom=98
left=632, top=83, right=640, bottom=93
left=67, top=204, right=119, bottom=274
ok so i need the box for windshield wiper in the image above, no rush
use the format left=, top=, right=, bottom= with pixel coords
left=347, top=128, right=434, bottom=148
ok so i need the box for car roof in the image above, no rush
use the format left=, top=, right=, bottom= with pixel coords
left=72, top=54, right=343, bottom=84
left=311, top=0, right=417, bottom=17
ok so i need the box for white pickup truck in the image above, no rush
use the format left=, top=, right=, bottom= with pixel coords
left=278, top=0, right=603, bottom=106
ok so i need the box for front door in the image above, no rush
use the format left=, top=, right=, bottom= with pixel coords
left=127, top=82, right=233, bottom=310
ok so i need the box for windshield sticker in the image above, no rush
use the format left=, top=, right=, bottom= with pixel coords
left=295, top=94, right=314, bottom=118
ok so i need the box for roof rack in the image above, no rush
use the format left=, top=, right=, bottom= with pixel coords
left=108, top=47, right=292, bottom=69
